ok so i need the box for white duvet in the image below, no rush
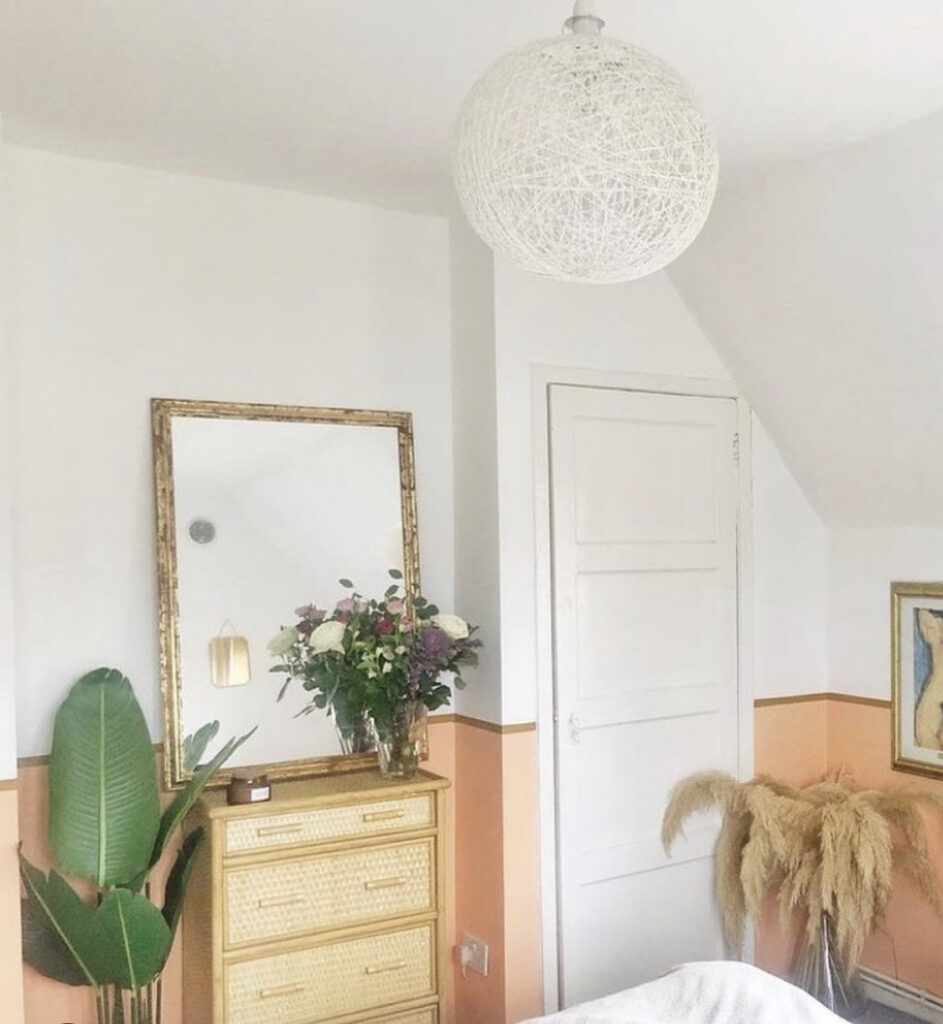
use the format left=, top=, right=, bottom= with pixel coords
left=521, top=962, right=846, bottom=1024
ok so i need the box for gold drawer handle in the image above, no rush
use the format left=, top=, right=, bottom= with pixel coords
left=365, top=960, right=407, bottom=976
left=362, top=808, right=406, bottom=823
left=256, top=822, right=303, bottom=838
left=258, top=894, right=305, bottom=909
left=259, top=983, right=306, bottom=999
left=364, top=876, right=407, bottom=891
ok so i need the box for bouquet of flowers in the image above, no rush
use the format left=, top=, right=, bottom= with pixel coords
left=269, top=569, right=481, bottom=775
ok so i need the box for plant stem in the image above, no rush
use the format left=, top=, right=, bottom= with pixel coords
left=112, top=985, right=125, bottom=1024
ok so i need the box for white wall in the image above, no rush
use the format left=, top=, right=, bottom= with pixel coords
left=752, top=416, right=829, bottom=697
left=492, top=262, right=736, bottom=725
left=829, top=528, right=943, bottom=700
left=0, top=122, right=17, bottom=778
left=5, top=144, right=453, bottom=757
left=449, top=212, right=502, bottom=722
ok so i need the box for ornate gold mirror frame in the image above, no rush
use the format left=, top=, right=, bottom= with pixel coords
left=152, top=398, right=420, bottom=789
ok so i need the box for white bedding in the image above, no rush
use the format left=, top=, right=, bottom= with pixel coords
left=521, top=961, right=845, bottom=1024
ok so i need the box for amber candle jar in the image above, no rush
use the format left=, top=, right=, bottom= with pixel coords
left=226, top=771, right=271, bottom=806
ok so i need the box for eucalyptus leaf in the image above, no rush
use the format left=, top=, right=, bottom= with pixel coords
left=388, top=568, right=403, bottom=579
left=339, top=578, right=353, bottom=588
left=97, top=890, right=172, bottom=990
left=49, top=668, right=159, bottom=888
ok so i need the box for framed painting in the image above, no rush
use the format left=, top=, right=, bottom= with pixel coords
left=892, top=581, right=943, bottom=777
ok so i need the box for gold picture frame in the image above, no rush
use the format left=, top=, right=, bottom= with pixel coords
left=152, top=398, right=421, bottom=789
left=891, top=580, right=943, bottom=778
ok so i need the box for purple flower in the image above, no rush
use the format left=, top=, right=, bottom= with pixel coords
left=420, top=625, right=451, bottom=660
left=294, top=604, right=325, bottom=621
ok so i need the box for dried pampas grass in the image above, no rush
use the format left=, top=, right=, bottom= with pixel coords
left=662, top=772, right=943, bottom=976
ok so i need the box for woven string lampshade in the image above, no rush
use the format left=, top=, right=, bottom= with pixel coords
left=452, top=1, right=718, bottom=284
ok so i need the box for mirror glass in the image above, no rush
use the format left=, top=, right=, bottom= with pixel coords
left=153, top=400, right=420, bottom=787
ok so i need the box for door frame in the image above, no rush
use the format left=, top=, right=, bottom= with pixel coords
left=531, top=366, right=755, bottom=1012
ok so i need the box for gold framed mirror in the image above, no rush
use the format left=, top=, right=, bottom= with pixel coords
left=152, top=398, right=420, bottom=788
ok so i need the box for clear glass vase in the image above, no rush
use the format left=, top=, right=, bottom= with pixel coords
left=794, top=911, right=867, bottom=1019
left=374, top=700, right=423, bottom=780
left=335, top=710, right=375, bottom=756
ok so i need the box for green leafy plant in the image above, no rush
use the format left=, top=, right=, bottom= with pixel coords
left=20, top=667, right=253, bottom=1024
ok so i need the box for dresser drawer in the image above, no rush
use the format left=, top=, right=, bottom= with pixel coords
left=224, top=794, right=434, bottom=856
left=224, top=838, right=435, bottom=948
left=372, top=1007, right=437, bottom=1024
left=224, top=924, right=434, bottom=1024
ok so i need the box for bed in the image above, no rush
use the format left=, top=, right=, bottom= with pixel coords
left=522, top=961, right=846, bottom=1024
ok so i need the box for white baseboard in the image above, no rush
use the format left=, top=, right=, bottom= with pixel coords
left=860, top=967, right=943, bottom=1023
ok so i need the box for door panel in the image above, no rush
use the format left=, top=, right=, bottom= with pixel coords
left=549, top=385, right=740, bottom=1007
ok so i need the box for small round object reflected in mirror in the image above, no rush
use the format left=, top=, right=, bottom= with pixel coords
left=187, top=517, right=216, bottom=545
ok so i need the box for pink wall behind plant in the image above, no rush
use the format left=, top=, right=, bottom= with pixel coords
left=15, top=718, right=543, bottom=1024
left=753, top=695, right=943, bottom=999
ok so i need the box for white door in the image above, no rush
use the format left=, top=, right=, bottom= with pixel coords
left=549, top=384, right=741, bottom=1007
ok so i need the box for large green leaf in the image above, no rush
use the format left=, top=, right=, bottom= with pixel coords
left=182, top=721, right=219, bottom=773
left=49, top=668, right=160, bottom=887
left=161, top=828, right=204, bottom=940
left=21, top=898, right=92, bottom=987
left=97, top=889, right=172, bottom=991
left=19, top=854, right=110, bottom=987
left=150, top=727, right=255, bottom=867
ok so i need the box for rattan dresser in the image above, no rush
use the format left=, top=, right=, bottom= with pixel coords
left=182, top=769, right=450, bottom=1024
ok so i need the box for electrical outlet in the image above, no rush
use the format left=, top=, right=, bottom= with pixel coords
left=459, top=933, right=489, bottom=976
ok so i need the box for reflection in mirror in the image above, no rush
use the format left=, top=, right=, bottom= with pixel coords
left=152, top=400, right=419, bottom=788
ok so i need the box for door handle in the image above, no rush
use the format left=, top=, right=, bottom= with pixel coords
left=568, top=712, right=581, bottom=744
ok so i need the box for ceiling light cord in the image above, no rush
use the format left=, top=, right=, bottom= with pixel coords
left=564, top=0, right=605, bottom=35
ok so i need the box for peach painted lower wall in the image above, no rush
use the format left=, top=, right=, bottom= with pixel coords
left=0, top=786, right=25, bottom=1024
left=827, top=698, right=943, bottom=997
left=754, top=694, right=943, bottom=999
left=753, top=697, right=828, bottom=978
left=16, top=718, right=542, bottom=1024
left=500, top=729, right=542, bottom=1024
left=18, top=758, right=185, bottom=1024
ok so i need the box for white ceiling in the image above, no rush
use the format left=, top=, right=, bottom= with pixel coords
left=2, top=0, right=943, bottom=211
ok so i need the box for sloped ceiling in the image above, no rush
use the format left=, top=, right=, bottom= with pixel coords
left=2, top=1, right=943, bottom=210
left=669, top=108, right=943, bottom=527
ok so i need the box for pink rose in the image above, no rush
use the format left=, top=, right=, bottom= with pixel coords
left=387, top=599, right=404, bottom=615
left=336, top=597, right=355, bottom=613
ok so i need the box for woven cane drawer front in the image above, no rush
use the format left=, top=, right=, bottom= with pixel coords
left=225, top=924, right=434, bottom=1024
left=224, top=838, right=435, bottom=947
left=373, top=1008, right=437, bottom=1024
left=224, top=794, right=434, bottom=856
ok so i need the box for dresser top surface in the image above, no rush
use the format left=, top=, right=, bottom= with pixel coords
left=198, top=768, right=449, bottom=819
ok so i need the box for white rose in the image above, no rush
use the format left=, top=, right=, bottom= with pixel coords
left=431, top=613, right=469, bottom=640
left=267, top=626, right=298, bottom=657
left=308, top=619, right=346, bottom=655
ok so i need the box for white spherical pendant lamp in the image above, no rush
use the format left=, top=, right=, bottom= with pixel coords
left=452, top=1, right=718, bottom=283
